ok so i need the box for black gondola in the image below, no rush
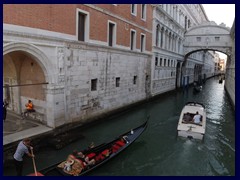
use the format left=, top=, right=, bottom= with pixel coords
left=219, top=78, right=223, bottom=84
left=193, top=85, right=202, bottom=93
left=29, top=117, right=149, bottom=176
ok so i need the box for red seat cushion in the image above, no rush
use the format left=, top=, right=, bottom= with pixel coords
left=112, top=144, right=121, bottom=153
left=95, top=154, right=104, bottom=161
left=86, top=153, right=96, bottom=159
left=116, top=140, right=125, bottom=147
left=101, top=149, right=110, bottom=157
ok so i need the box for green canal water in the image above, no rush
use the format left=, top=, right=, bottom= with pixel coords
left=4, top=77, right=235, bottom=176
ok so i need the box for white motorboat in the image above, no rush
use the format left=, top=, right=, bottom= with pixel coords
left=177, top=102, right=206, bottom=140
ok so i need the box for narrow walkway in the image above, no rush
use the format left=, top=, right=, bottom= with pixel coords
left=3, top=111, right=52, bottom=146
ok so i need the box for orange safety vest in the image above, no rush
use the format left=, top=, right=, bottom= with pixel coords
left=26, top=102, right=33, bottom=110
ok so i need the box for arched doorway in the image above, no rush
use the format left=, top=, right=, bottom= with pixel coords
left=3, top=42, right=51, bottom=125
left=3, top=51, right=46, bottom=114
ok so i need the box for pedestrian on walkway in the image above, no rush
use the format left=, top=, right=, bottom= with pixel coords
left=3, top=99, right=8, bottom=122
left=13, top=138, right=34, bottom=176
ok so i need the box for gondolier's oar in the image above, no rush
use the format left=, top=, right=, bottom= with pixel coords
left=30, top=148, right=38, bottom=176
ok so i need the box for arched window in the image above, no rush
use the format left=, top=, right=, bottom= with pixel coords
left=160, top=27, right=164, bottom=48
left=185, top=16, right=187, bottom=30
left=156, top=25, right=160, bottom=46
left=188, top=19, right=191, bottom=28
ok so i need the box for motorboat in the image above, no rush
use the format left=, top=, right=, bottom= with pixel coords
left=177, top=102, right=206, bottom=140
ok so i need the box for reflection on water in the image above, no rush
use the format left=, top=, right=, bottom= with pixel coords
left=4, top=78, right=235, bottom=176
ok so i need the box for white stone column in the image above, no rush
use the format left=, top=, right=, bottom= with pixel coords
left=176, top=7, right=179, bottom=23
left=165, top=30, right=168, bottom=49
left=169, top=33, right=172, bottom=50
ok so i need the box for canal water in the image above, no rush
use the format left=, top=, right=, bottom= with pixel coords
left=4, top=77, right=235, bottom=176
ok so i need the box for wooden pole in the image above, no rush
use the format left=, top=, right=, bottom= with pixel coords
left=30, top=148, right=38, bottom=176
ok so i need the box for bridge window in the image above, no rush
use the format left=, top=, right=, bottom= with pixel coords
left=197, top=37, right=201, bottom=42
left=215, top=37, right=220, bottom=41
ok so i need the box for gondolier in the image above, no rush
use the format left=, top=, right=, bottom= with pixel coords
left=13, top=138, right=34, bottom=176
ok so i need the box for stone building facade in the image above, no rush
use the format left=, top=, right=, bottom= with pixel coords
left=3, top=4, right=152, bottom=127
left=225, top=20, right=235, bottom=108
left=3, top=4, right=234, bottom=128
left=151, top=4, right=217, bottom=96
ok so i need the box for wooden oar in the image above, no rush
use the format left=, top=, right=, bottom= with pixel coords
left=30, top=148, right=38, bottom=176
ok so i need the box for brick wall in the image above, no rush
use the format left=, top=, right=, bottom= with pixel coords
left=3, top=4, right=152, bottom=51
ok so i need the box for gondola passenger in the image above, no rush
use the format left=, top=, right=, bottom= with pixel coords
left=72, top=151, right=96, bottom=166
left=64, top=159, right=74, bottom=172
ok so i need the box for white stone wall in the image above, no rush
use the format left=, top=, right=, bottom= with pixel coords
left=225, top=20, right=235, bottom=108
left=3, top=24, right=151, bottom=127
left=64, top=44, right=151, bottom=124
left=152, top=4, right=211, bottom=95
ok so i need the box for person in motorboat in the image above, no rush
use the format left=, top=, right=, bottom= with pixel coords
left=183, top=112, right=192, bottom=123
left=193, top=111, right=201, bottom=124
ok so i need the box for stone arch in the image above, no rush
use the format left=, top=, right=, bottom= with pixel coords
left=3, top=42, right=55, bottom=82
left=184, top=21, right=232, bottom=57
left=3, top=42, right=56, bottom=125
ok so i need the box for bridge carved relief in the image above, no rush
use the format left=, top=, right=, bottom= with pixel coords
left=183, top=21, right=232, bottom=57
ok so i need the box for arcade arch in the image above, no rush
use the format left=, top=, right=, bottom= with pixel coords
left=3, top=42, right=54, bottom=125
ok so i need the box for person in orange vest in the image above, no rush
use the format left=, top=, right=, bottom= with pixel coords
left=22, top=100, right=35, bottom=119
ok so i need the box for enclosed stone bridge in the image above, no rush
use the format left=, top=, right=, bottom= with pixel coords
left=183, top=21, right=232, bottom=58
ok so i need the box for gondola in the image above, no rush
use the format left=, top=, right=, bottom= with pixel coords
left=29, top=117, right=149, bottom=176
left=219, top=78, right=223, bottom=84
left=193, top=85, right=202, bottom=93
